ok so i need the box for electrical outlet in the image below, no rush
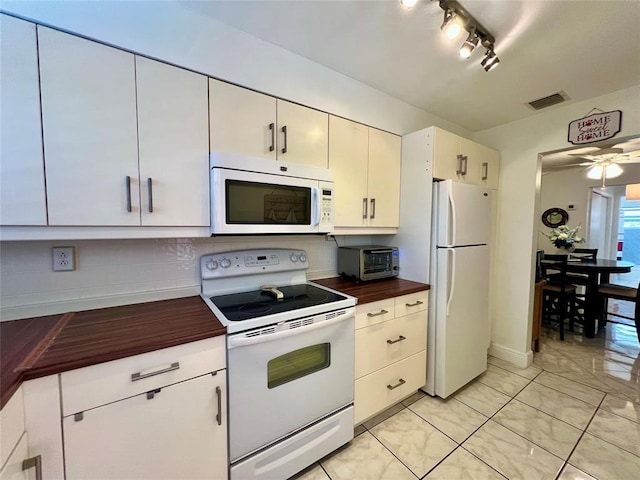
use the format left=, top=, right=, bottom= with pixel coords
left=52, top=246, right=76, bottom=271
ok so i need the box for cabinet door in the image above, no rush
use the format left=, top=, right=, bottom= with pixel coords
left=0, top=433, right=28, bottom=480
left=0, top=15, right=47, bottom=225
left=463, top=138, right=499, bottom=189
left=277, top=100, right=328, bottom=168
left=432, top=127, right=462, bottom=181
left=367, top=128, right=401, bottom=227
left=63, top=371, right=227, bottom=480
left=38, top=27, right=139, bottom=225
left=329, top=116, right=369, bottom=227
left=209, top=79, right=277, bottom=161
left=136, top=57, right=209, bottom=226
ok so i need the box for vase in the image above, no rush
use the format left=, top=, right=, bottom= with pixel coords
left=555, top=245, right=575, bottom=255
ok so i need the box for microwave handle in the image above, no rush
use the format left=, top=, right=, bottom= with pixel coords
left=311, top=187, right=320, bottom=227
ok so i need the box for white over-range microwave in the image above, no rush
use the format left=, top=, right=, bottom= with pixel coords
left=210, top=153, right=335, bottom=235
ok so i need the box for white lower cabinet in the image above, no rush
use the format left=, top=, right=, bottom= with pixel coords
left=63, top=371, right=227, bottom=480
left=61, top=337, right=228, bottom=479
left=354, top=292, right=428, bottom=425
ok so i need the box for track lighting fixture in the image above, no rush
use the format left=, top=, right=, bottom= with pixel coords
left=403, top=0, right=500, bottom=71
left=440, top=9, right=463, bottom=39
left=459, top=30, right=479, bottom=58
left=481, top=47, right=500, bottom=71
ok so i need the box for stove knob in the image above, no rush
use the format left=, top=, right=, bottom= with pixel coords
left=220, top=258, right=231, bottom=269
left=299, top=254, right=307, bottom=263
left=289, top=254, right=298, bottom=263
left=206, top=260, right=219, bottom=270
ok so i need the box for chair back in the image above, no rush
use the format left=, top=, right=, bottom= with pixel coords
left=635, top=280, right=640, bottom=322
left=541, top=254, right=570, bottom=288
left=571, top=248, right=597, bottom=261
left=535, top=250, right=544, bottom=282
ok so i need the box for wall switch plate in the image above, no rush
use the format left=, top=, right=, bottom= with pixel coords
left=567, top=203, right=577, bottom=210
left=52, top=246, right=76, bottom=271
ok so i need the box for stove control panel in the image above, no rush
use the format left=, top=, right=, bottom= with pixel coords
left=200, top=248, right=309, bottom=280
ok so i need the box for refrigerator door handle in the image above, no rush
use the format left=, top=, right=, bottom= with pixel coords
left=446, top=248, right=456, bottom=316
left=448, top=188, right=457, bottom=247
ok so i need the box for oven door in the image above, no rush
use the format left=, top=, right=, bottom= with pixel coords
left=211, top=168, right=324, bottom=235
left=227, top=312, right=355, bottom=463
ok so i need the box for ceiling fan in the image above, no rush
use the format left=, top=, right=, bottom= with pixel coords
left=568, top=142, right=640, bottom=187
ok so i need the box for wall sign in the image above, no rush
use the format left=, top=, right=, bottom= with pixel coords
left=568, top=109, right=622, bottom=145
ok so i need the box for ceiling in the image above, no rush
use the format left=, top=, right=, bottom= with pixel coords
left=180, top=0, right=640, bottom=132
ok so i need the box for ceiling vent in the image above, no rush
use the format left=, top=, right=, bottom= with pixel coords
left=526, top=91, right=569, bottom=110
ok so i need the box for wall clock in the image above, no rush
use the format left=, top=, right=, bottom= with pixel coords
left=541, top=207, right=569, bottom=228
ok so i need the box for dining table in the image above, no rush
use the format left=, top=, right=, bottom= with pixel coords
left=563, top=258, right=634, bottom=337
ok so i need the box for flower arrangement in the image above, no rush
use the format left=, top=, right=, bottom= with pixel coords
left=544, top=224, right=586, bottom=250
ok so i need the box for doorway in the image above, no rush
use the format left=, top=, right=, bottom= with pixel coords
left=587, top=189, right=613, bottom=258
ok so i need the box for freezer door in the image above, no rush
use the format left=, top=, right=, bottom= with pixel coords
left=433, top=246, right=489, bottom=398
left=436, top=180, right=491, bottom=247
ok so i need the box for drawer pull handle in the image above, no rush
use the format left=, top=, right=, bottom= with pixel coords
left=131, top=362, right=180, bottom=382
left=387, top=379, right=406, bottom=390
left=22, top=455, right=42, bottom=480
left=367, top=309, right=388, bottom=318
left=216, top=385, right=222, bottom=426
left=405, top=300, right=424, bottom=307
left=387, top=335, right=406, bottom=345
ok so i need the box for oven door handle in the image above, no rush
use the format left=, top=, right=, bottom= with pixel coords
left=228, top=311, right=353, bottom=349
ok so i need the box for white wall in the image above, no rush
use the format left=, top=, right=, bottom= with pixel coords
left=0, top=0, right=469, bottom=137
left=538, top=168, right=639, bottom=255
left=473, top=85, right=640, bottom=367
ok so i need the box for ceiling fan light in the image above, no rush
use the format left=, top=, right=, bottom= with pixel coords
left=400, top=0, right=419, bottom=8
left=605, top=163, right=623, bottom=178
left=441, top=10, right=463, bottom=39
left=586, top=165, right=603, bottom=179
left=459, top=32, right=479, bottom=58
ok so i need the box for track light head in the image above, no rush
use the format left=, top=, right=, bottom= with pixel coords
left=481, top=47, right=500, bottom=71
left=459, top=30, right=479, bottom=58
left=441, top=9, right=464, bottom=39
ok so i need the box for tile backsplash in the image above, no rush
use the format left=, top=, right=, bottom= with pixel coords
left=0, top=235, right=372, bottom=321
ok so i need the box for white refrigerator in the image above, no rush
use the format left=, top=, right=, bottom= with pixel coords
left=424, top=179, right=491, bottom=398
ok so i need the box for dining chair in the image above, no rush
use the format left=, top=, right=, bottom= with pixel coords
left=597, top=280, right=640, bottom=343
left=541, top=254, right=579, bottom=341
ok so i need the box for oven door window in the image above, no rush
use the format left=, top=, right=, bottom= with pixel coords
left=226, top=180, right=311, bottom=225
left=267, top=343, right=331, bottom=389
left=363, top=251, right=392, bottom=275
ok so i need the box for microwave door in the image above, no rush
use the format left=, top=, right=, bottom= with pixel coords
left=211, top=168, right=322, bottom=235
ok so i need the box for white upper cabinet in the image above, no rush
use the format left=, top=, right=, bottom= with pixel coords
left=277, top=99, right=329, bottom=168
left=329, top=116, right=401, bottom=229
left=432, top=126, right=500, bottom=189
left=136, top=57, right=209, bottom=226
left=0, top=15, right=47, bottom=226
left=209, top=79, right=277, bottom=161
left=209, top=79, right=328, bottom=168
left=38, top=26, right=140, bottom=226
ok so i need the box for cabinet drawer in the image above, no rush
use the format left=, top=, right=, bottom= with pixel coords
left=355, top=299, right=395, bottom=330
left=61, top=336, right=225, bottom=416
left=394, top=292, right=428, bottom=318
left=0, top=387, right=24, bottom=470
left=354, top=350, right=427, bottom=425
left=355, top=312, right=427, bottom=378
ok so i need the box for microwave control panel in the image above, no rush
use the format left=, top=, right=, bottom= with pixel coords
left=319, top=183, right=334, bottom=227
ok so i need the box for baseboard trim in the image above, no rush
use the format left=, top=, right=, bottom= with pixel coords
left=488, top=342, right=533, bottom=368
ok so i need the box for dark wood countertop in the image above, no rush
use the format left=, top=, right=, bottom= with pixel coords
left=1, top=296, right=225, bottom=409
left=312, top=277, right=430, bottom=305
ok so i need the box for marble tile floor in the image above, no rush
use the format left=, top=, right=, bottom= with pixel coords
left=291, top=323, right=640, bottom=480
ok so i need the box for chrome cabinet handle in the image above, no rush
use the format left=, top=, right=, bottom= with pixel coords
left=387, top=335, right=406, bottom=345
left=482, top=162, right=488, bottom=180
left=362, top=198, right=368, bottom=219
left=405, top=300, right=424, bottom=307
left=387, top=379, right=406, bottom=390
left=125, top=176, right=132, bottom=212
left=22, top=455, right=42, bottom=480
left=269, top=123, right=275, bottom=152
left=367, top=309, right=388, bottom=318
left=456, top=154, right=468, bottom=175
left=281, top=125, right=287, bottom=154
left=215, top=385, right=222, bottom=426
left=131, top=362, right=179, bottom=382
left=147, top=178, right=153, bottom=213
left=370, top=198, right=376, bottom=219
